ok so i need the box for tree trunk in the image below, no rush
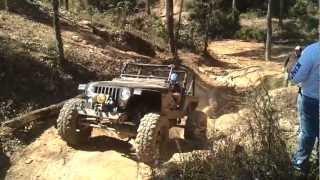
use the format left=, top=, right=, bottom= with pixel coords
left=175, top=0, right=184, bottom=42
left=79, top=0, right=88, bottom=10
left=204, top=22, right=209, bottom=53
left=166, top=0, right=177, bottom=58
left=204, top=2, right=213, bottom=53
left=265, top=0, right=272, bottom=61
left=279, top=0, right=283, bottom=28
left=52, top=0, right=65, bottom=66
left=2, top=95, right=83, bottom=129
left=4, top=0, right=8, bottom=11
left=65, top=0, right=69, bottom=10
left=146, top=0, right=151, bottom=15
left=232, top=0, right=236, bottom=21
left=2, top=101, right=64, bottom=129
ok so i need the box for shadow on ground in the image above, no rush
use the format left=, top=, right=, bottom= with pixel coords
left=74, top=134, right=205, bottom=164
left=199, top=52, right=239, bottom=69
left=0, top=152, right=10, bottom=180
left=0, top=34, right=101, bottom=120
left=224, top=44, right=296, bottom=63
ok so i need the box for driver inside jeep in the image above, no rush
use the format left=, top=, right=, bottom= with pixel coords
left=169, top=73, right=182, bottom=108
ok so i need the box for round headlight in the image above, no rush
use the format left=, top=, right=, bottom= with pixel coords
left=96, top=94, right=107, bottom=104
left=120, top=88, right=131, bottom=101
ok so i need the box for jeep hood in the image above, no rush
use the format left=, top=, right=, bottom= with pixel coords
left=88, top=78, right=169, bottom=90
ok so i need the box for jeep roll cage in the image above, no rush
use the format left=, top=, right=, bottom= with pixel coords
left=120, top=63, right=175, bottom=81
left=120, top=63, right=194, bottom=93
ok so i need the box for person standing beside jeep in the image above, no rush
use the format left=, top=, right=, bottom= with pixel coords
left=290, top=41, right=319, bottom=174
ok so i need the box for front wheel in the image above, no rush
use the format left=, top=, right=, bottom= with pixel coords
left=57, top=98, right=92, bottom=146
left=135, top=113, right=169, bottom=165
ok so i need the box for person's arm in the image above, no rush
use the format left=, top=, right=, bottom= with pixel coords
left=290, top=49, right=313, bottom=84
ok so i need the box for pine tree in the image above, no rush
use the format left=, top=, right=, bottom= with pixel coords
left=165, top=0, right=177, bottom=58
left=204, top=1, right=213, bottom=53
left=4, top=0, right=8, bottom=11
left=52, top=0, right=65, bottom=66
left=279, top=0, right=284, bottom=28
left=265, top=0, right=272, bottom=61
left=65, top=0, right=69, bottom=10
left=232, top=0, right=237, bottom=21
left=175, top=0, right=184, bottom=42
left=146, top=0, right=151, bottom=15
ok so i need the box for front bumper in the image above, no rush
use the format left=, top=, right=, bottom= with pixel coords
left=77, top=107, right=123, bottom=119
left=76, top=99, right=127, bottom=122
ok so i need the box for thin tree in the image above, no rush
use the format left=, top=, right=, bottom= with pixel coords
left=146, top=0, right=151, bottom=15
left=166, top=0, right=177, bottom=58
left=279, top=0, right=284, bottom=28
left=204, top=1, right=213, bottom=53
left=232, top=0, right=237, bottom=21
left=79, top=0, right=88, bottom=10
left=265, top=0, right=272, bottom=61
left=4, top=0, right=8, bottom=11
left=318, top=0, right=320, bottom=41
left=65, top=0, right=69, bottom=11
left=52, top=0, right=65, bottom=66
left=175, top=0, right=184, bottom=42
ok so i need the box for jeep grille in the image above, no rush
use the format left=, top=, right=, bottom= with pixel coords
left=94, top=86, right=120, bottom=101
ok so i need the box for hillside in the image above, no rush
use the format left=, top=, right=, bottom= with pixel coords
left=1, top=0, right=319, bottom=179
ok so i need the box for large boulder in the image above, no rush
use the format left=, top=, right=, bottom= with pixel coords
left=213, top=67, right=285, bottom=91
left=206, top=86, right=299, bottom=140
left=207, top=108, right=251, bottom=140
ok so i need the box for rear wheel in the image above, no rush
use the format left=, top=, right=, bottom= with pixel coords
left=135, top=113, right=169, bottom=165
left=184, top=110, right=207, bottom=142
left=57, top=98, right=92, bottom=146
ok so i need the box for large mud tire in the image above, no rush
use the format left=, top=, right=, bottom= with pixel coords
left=135, top=113, right=169, bottom=166
left=57, top=98, right=92, bottom=146
left=184, top=111, right=207, bottom=142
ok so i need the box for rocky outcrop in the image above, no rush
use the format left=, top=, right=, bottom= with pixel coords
left=206, top=86, right=299, bottom=140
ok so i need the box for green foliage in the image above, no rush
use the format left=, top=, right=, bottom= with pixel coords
left=240, top=9, right=265, bottom=18
left=176, top=23, right=198, bottom=50
left=284, top=0, right=319, bottom=42
left=289, top=0, right=318, bottom=25
left=87, top=0, right=137, bottom=13
left=289, top=0, right=309, bottom=17
left=235, top=27, right=266, bottom=41
left=183, top=0, right=240, bottom=51
left=0, top=0, right=5, bottom=10
left=150, top=16, right=168, bottom=41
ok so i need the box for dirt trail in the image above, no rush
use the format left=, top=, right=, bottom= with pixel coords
left=5, top=126, right=196, bottom=180
left=5, top=127, right=152, bottom=180
left=4, top=40, right=286, bottom=180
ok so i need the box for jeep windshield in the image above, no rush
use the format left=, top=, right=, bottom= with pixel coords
left=120, top=63, right=174, bottom=80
